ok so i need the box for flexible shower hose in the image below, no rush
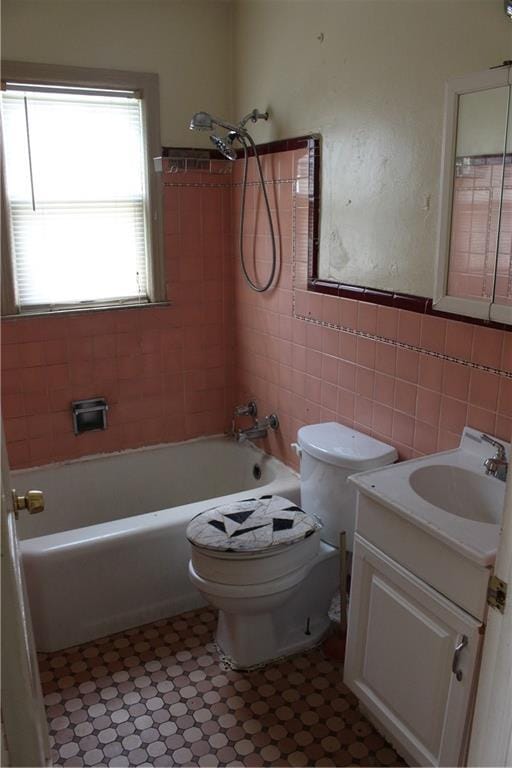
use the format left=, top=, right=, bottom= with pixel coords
left=238, top=133, right=277, bottom=292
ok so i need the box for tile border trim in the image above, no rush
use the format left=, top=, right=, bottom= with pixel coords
left=290, top=151, right=511, bottom=380
left=162, top=135, right=314, bottom=161
left=305, top=146, right=511, bottom=333
left=293, top=311, right=512, bottom=380
left=308, top=272, right=512, bottom=335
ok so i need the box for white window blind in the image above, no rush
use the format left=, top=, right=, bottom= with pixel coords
left=1, top=87, right=149, bottom=310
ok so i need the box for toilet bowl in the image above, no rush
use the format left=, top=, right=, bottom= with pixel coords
left=189, top=536, right=338, bottom=668
left=186, top=424, right=397, bottom=669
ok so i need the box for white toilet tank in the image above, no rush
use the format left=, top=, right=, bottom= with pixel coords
left=297, top=422, right=397, bottom=551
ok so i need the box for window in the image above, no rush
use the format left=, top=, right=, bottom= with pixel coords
left=1, top=63, right=164, bottom=315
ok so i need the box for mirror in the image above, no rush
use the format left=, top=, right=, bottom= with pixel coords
left=434, top=66, right=512, bottom=324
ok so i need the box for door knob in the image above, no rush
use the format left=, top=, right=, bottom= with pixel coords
left=12, top=489, right=44, bottom=518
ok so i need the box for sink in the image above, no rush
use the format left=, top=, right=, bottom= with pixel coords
left=349, top=426, right=508, bottom=566
left=409, top=464, right=503, bottom=524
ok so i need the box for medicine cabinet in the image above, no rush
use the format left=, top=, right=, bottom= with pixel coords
left=434, top=65, right=511, bottom=324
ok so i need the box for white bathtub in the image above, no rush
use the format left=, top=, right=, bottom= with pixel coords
left=14, top=436, right=300, bottom=652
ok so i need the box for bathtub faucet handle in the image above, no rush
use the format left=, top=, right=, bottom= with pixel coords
left=234, top=401, right=257, bottom=419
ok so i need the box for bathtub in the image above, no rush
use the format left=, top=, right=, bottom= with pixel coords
left=14, top=436, right=300, bottom=652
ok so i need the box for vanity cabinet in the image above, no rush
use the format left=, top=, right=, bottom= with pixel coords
left=345, top=534, right=483, bottom=767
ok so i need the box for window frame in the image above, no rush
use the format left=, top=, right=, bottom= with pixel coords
left=1, top=61, right=165, bottom=316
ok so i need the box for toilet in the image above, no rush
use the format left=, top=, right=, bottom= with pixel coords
left=297, top=421, right=398, bottom=552
left=187, top=422, right=397, bottom=669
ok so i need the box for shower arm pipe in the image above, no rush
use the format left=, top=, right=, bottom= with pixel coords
left=209, top=109, right=268, bottom=135
left=238, top=131, right=277, bottom=293
left=239, top=109, right=269, bottom=130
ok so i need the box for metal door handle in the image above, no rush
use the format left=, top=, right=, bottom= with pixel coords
left=452, top=634, right=468, bottom=681
left=12, top=489, right=44, bottom=519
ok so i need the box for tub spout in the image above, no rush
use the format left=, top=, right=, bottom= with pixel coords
left=235, top=414, right=279, bottom=443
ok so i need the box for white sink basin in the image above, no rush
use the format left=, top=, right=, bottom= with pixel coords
left=409, top=464, right=503, bottom=525
left=349, top=426, right=508, bottom=565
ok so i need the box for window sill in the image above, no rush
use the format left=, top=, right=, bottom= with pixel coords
left=2, top=300, right=171, bottom=320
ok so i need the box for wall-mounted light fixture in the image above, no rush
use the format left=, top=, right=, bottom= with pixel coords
left=506, top=1, right=512, bottom=20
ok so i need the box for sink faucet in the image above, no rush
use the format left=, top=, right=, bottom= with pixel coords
left=481, top=434, right=508, bottom=482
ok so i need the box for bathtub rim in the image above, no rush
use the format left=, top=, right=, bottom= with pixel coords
left=19, top=444, right=300, bottom=551
left=11, top=432, right=274, bottom=476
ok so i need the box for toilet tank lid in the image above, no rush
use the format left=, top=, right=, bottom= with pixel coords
left=298, top=422, right=397, bottom=471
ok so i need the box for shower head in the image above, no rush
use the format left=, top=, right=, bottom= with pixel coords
left=189, top=111, right=215, bottom=131
left=190, top=111, right=239, bottom=134
left=210, top=133, right=238, bottom=161
left=190, top=108, right=268, bottom=161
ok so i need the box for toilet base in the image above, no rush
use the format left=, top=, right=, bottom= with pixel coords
left=215, top=611, right=331, bottom=671
left=213, top=542, right=339, bottom=669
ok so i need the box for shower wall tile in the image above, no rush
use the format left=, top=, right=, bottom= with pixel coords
left=232, top=148, right=511, bottom=472
left=2, top=170, right=233, bottom=469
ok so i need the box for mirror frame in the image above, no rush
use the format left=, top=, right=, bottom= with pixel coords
left=434, top=65, right=512, bottom=325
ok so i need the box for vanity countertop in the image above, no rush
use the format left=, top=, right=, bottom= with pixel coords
left=349, top=427, right=507, bottom=567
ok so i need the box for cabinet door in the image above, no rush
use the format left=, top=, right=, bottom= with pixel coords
left=344, top=535, right=482, bottom=767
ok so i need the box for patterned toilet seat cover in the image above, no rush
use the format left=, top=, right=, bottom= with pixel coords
left=186, top=494, right=322, bottom=553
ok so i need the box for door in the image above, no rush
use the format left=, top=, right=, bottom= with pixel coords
left=1, top=433, right=50, bottom=766
left=468, top=468, right=512, bottom=767
left=344, top=534, right=482, bottom=767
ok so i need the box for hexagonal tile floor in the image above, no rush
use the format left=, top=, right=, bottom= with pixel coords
left=39, top=607, right=407, bottom=767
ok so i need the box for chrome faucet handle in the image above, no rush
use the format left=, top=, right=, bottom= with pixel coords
left=484, top=455, right=508, bottom=481
left=234, top=401, right=257, bottom=418
left=481, top=434, right=506, bottom=460
left=265, top=413, right=279, bottom=431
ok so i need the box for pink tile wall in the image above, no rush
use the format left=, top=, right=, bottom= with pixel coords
left=233, top=149, right=512, bottom=471
left=2, top=168, right=233, bottom=469
left=3, top=146, right=511, bottom=472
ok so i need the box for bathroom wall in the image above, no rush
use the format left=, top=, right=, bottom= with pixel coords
left=1, top=0, right=234, bottom=146
left=2, top=167, right=233, bottom=468
left=232, top=0, right=511, bottom=295
left=1, top=0, right=235, bottom=468
left=232, top=145, right=512, bottom=470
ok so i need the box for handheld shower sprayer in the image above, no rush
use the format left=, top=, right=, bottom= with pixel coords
left=188, top=111, right=215, bottom=132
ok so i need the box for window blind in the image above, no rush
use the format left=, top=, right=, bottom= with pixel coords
left=1, top=88, right=149, bottom=310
